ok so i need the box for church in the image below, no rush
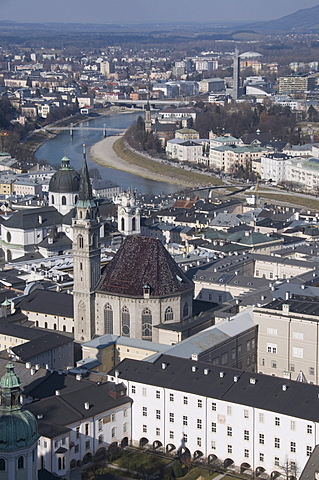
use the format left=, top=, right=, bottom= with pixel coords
left=72, top=156, right=194, bottom=344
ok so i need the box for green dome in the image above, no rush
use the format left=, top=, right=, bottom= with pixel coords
left=0, top=410, right=39, bottom=451
left=0, top=364, right=39, bottom=451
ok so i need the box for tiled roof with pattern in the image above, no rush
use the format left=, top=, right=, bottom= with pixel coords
left=97, top=236, right=193, bottom=297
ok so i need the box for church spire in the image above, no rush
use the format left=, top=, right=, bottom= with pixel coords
left=78, top=144, right=93, bottom=202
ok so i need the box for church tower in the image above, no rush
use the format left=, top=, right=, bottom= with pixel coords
left=117, top=190, right=141, bottom=236
left=72, top=146, right=101, bottom=342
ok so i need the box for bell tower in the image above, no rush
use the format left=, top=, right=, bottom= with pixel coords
left=117, top=190, right=141, bottom=236
left=72, top=145, right=101, bottom=342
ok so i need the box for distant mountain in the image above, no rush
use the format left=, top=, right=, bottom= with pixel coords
left=245, top=4, right=319, bottom=32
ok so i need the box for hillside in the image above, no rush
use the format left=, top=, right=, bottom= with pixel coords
left=246, top=4, right=319, bottom=32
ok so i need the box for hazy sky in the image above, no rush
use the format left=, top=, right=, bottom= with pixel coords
left=1, top=0, right=319, bottom=24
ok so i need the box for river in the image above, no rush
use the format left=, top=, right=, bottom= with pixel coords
left=35, top=111, right=178, bottom=195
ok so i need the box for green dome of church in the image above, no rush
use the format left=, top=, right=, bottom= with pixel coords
left=0, top=363, right=39, bottom=451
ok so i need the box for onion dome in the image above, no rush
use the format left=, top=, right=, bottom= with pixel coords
left=49, top=155, right=80, bottom=194
left=0, top=363, right=39, bottom=451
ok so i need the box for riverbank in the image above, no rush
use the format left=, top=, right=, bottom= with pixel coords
left=89, top=135, right=216, bottom=187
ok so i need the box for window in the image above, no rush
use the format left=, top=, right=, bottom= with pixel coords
left=143, top=425, right=147, bottom=433
left=244, top=409, right=249, bottom=419
left=0, top=458, right=5, bottom=471
left=169, top=413, right=174, bottom=423
left=111, top=414, right=115, bottom=422
left=142, top=308, right=152, bottom=340
left=307, top=446, right=312, bottom=456
left=259, top=453, right=264, bottom=462
left=290, top=364, right=295, bottom=372
left=291, top=442, right=296, bottom=453
left=183, top=303, right=189, bottom=318
left=227, top=405, right=232, bottom=415
left=198, top=399, right=202, bottom=408
left=211, top=422, right=217, bottom=433
left=85, top=423, right=89, bottom=436
left=156, top=428, right=160, bottom=436
left=75, top=445, right=79, bottom=453
left=123, top=408, right=127, bottom=418
left=275, top=417, right=280, bottom=426
left=274, top=437, right=280, bottom=449
left=156, top=391, right=160, bottom=399
left=260, top=358, right=265, bottom=366
left=267, top=343, right=277, bottom=353
left=121, top=306, right=130, bottom=337
left=259, top=434, right=265, bottom=444
left=197, top=419, right=202, bottom=429
left=244, top=430, right=249, bottom=441
left=98, top=419, right=103, bottom=431
left=142, top=388, right=147, bottom=397
left=275, top=457, right=280, bottom=466
left=272, top=360, right=277, bottom=368
left=197, top=437, right=202, bottom=447
left=104, top=303, right=113, bottom=334
left=267, top=328, right=278, bottom=336
left=123, top=423, right=127, bottom=433
left=142, top=407, right=147, bottom=417
left=211, top=440, right=216, bottom=450
left=231, top=348, right=236, bottom=360
left=165, top=306, right=174, bottom=322
left=86, top=440, right=90, bottom=450
left=228, top=445, right=232, bottom=454
left=76, top=426, right=80, bottom=438
left=309, top=367, right=315, bottom=376
left=246, top=340, right=251, bottom=351
left=244, top=449, right=249, bottom=458
left=131, top=385, right=136, bottom=394
left=183, top=416, right=188, bottom=426
left=259, top=413, right=264, bottom=423
left=169, top=393, right=174, bottom=402
left=183, top=433, right=188, bottom=443
left=212, top=402, right=216, bottom=411
left=293, top=331, right=303, bottom=340
left=156, top=410, right=161, bottom=420
left=291, top=421, right=296, bottom=431
left=99, top=434, right=103, bottom=444
left=169, top=431, right=174, bottom=440
left=292, top=347, right=303, bottom=358
left=227, top=426, right=232, bottom=437
left=221, top=352, right=228, bottom=365
left=307, top=425, right=313, bottom=434
left=111, top=427, right=116, bottom=438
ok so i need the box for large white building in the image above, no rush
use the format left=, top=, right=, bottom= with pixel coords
left=108, top=354, right=319, bottom=479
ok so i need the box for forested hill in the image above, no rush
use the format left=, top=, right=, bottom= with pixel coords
left=246, top=4, right=319, bottom=32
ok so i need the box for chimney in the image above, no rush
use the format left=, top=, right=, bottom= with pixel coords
left=55, top=390, right=61, bottom=396
left=84, top=402, right=90, bottom=410
left=282, top=303, right=290, bottom=314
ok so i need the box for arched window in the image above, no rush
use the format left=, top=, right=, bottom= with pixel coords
left=121, top=306, right=130, bottom=337
left=98, top=434, right=104, bottom=444
left=58, top=457, right=62, bottom=470
left=51, top=195, right=55, bottom=204
left=104, top=303, right=113, bottom=334
left=132, top=217, right=136, bottom=231
left=183, top=302, right=189, bottom=318
left=75, top=195, right=78, bottom=204
left=165, top=306, right=174, bottom=322
left=62, top=195, right=66, bottom=205
left=142, top=308, right=152, bottom=340
left=63, top=325, right=66, bottom=332
left=6, top=231, right=11, bottom=243
left=44, top=322, right=48, bottom=329
left=18, top=456, right=24, bottom=469
left=53, top=324, right=57, bottom=330
left=78, top=235, right=84, bottom=249
left=121, top=217, right=125, bottom=231
left=0, top=458, right=5, bottom=471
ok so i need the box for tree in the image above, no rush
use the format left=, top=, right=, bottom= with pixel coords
left=279, top=456, right=300, bottom=480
